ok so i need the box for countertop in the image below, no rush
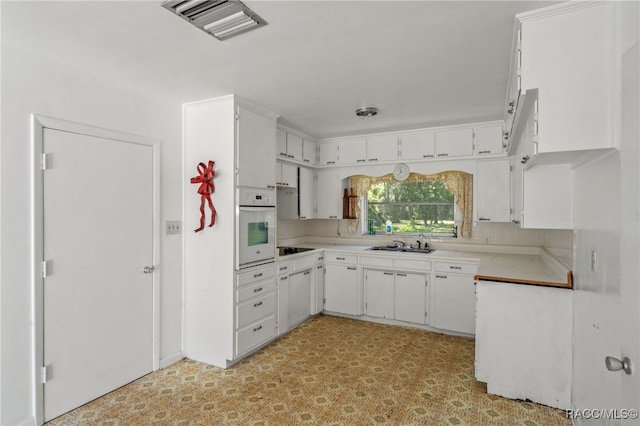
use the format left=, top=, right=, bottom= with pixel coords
left=277, top=243, right=572, bottom=289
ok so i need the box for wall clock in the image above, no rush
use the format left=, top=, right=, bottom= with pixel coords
left=392, top=163, right=410, bottom=181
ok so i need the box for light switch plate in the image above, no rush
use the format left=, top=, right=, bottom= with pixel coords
left=166, top=220, right=182, bottom=235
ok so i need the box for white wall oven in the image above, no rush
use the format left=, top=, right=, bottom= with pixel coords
left=236, top=187, right=276, bottom=269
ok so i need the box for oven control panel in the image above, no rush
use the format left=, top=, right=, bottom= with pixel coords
left=237, top=187, right=275, bottom=206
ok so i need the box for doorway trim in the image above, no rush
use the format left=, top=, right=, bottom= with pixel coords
left=31, top=115, right=161, bottom=425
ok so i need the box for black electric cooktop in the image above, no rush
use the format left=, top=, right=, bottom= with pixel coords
left=278, top=246, right=315, bottom=256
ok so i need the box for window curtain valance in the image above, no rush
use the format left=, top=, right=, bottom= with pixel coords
left=349, top=171, right=473, bottom=238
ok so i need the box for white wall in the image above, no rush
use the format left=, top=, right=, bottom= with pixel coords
left=0, top=32, right=183, bottom=426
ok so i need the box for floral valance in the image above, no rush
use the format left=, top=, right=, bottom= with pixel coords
left=349, top=170, right=473, bottom=238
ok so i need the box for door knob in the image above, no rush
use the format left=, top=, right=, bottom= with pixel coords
left=605, top=356, right=633, bottom=375
left=143, top=266, right=155, bottom=274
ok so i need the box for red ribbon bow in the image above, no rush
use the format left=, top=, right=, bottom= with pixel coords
left=190, top=160, right=217, bottom=232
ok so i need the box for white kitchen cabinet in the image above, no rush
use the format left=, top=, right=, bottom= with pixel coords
left=298, top=167, right=316, bottom=220
left=289, top=269, right=312, bottom=326
left=477, top=158, right=511, bottom=223
left=366, top=135, right=398, bottom=162
left=276, top=260, right=292, bottom=336
left=184, top=96, right=278, bottom=368
left=431, top=261, right=478, bottom=334
left=276, top=162, right=297, bottom=188
left=302, top=138, right=316, bottom=165
left=316, top=169, right=342, bottom=219
left=435, top=128, right=474, bottom=158
left=324, top=253, right=360, bottom=315
left=518, top=2, right=613, bottom=155
left=318, top=141, right=337, bottom=165
left=475, top=280, right=573, bottom=410
left=313, top=254, right=324, bottom=314
left=338, top=138, right=366, bottom=164
left=277, top=129, right=303, bottom=162
left=364, top=269, right=395, bottom=319
left=474, top=124, right=504, bottom=155
left=237, top=105, right=277, bottom=189
left=394, top=272, right=427, bottom=324
left=401, top=132, right=436, bottom=160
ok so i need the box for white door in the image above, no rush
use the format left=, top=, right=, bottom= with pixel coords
left=43, top=129, right=154, bottom=421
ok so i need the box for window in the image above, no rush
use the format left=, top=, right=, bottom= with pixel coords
left=350, top=170, right=473, bottom=238
left=366, top=180, right=456, bottom=235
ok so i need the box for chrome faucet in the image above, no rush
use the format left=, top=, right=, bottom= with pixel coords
left=417, top=233, right=430, bottom=250
left=392, top=240, right=406, bottom=248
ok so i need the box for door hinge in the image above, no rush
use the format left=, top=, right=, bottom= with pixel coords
left=42, top=153, right=49, bottom=170
left=41, top=260, right=51, bottom=278
left=42, top=365, right=52, bottom=384
left=425, top=311, right=428, bottom=318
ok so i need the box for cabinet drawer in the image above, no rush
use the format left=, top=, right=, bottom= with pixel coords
left=360, top=256, right=393, bottom=267
left=236, top=315, right=276, bottom=356
left=237, top=278, right=276, bottom=303
left=294, top=255, right=315, bottom=272
left=277, top=261, right=292, bottom=275
left=237, top=265, right=276, bottom=287
left=237, top=292, right=276, bottom=329
left=394, top=258, right=431, bottom=271
left=435, top=261, right=478, bottom=275
left=325, top=253, right=358, bottom=264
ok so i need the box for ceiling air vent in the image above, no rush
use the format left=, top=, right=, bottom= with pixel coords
left=162, top=0, right=267, bottom=41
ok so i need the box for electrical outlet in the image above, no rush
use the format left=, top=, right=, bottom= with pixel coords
left=166, top=220, right=182, bottom=235
left=590, top=250, right=597, bottom=272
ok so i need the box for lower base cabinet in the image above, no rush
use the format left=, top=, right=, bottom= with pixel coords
left=324, top=260, right=360, bottom=315
left=364, top=269, right=428, bottom=324
left=289, top=269, right=312, bottom=326
left=475, top=280, right=573, bottom=410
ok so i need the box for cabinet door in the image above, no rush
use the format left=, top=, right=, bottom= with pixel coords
left=316, top=169, right=342, bottom=219
left=237, top=106, right=276, bottom=188
left=286, top=133, right=303, bottom=162
left=394, top=272, right=427, bottom=324
left=364, top=270, right=395, bottom=319
left=432, top=273, right=476, bottom=334
left=302, top=139, right=316, bottom=165
left=318, top=142, right=337, bottom=165
left=324, top=264, right=359, bottom=315
left=299, top=167, right=316, bottom=220
left=401, top=132, right=435, bottom=160
left=475, top=125, right=504, bottom=155
left=435, top=128, right=473, bottom=158
left=277, top=128, right=288, bottom=159
left=313, top=261, right=324, bottom=314
left=367, top=135, right=398, bottom=162
left=289, top=270, right=312, bottom=326
left=280, top=163, right=298, bottom=188
left=338, top=139, right=366, bottom=164
left=477, top=159, right=511, bottom=222
left=277, top=275, right=290, bottom=335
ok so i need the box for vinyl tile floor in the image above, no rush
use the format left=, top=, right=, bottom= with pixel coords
left=46, top=314, right=570, bottom=425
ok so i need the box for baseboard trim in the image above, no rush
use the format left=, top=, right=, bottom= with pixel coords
left=159, top=352, right=185, bottom=369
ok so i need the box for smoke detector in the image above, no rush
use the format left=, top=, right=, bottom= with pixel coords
left=355, top=106, right=378, bottom=118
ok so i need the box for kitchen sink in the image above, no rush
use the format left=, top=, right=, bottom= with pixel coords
left=366, top=245, right=435, bottom=254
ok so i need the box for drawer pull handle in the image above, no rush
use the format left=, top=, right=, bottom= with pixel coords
left=279, top=266, right=288, bottom=271
left=347, top=267, right=357, bottom=271
left=281, top=276, right=288, bottom=280
left=253, top=287, right=263, bottom=293
left=304, top=271, right=311, bottom=275
left=383, top=272, right=394, bottom=276
left=436, top=275, right=448, bottom=279
left=317, top=265, right=323, bottom=269
left=253, top=325, right=263, bottom=332
left=397, top=273, right=407, bottom=277
left=449, top=266, right=462, bottom=270
left=336, top=257, right=346, bottom=260
left=254, top=272, right=263, bottom=278
left=253, top=301, right=263, bottom=307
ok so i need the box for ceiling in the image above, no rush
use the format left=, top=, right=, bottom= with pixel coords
left=2, top=0, right=561, bottom=139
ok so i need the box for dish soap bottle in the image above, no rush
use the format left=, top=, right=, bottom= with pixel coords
left=385, top=220, right=392, bottom=235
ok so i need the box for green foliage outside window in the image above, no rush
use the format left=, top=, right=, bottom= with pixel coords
left=367, top=181, right=455, bottom=234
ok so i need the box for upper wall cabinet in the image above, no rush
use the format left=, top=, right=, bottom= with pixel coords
left=302, top=139, right=316, bottom=165
left=401, top=132, right=435, bottom=160
left=475, top=124, right=505, bottom=156
left=277, top=129, right=303, bottom=162
left=319, top=141, right=337, bottom=165
left=435, top=128, right=474, bottom=158
left=337, top=138, right=366, bottom=164
left=237, top=105, right=278, bottom=189
left=366, top=135, right=399, bottom=162
left=511, top=2, right=615, bottom=160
